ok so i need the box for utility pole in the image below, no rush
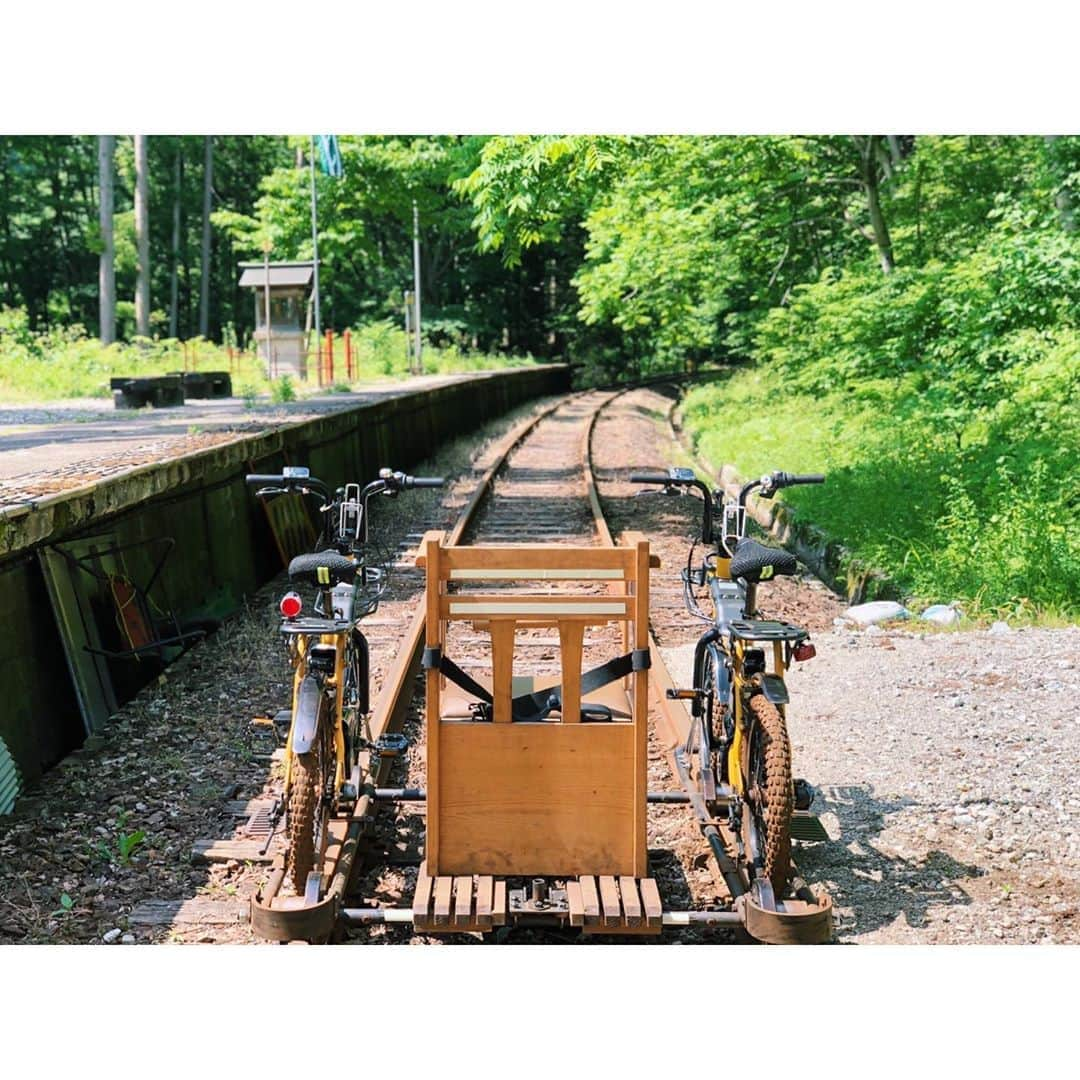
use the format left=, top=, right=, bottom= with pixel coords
left=262, top=238, right=274, bottom=378
left=134, top=135, right=150, bottom=338
left=412, top=199, right=422, bottom=374
left=199, top=136, right=213, bottom=339
left=310, top=137, right=322, bottom=357
left=97, top=135, right=115, bottom=345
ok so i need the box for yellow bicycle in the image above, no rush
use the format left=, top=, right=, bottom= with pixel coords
left=632, top=467, right=825, bottom=907
left=247, top=466, right=443, bottom=894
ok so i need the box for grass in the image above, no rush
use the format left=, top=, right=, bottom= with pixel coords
left=0, top=310, right=539, bottom=403
left=680, top=363, right=1080, bottom=623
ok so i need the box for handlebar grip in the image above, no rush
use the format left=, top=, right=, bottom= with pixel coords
left=245, top=474, right=283, bottom=487
left=791, top=473, right=826, bottom=485
left=630, top=473, right=671, bottom=485
left=406, top=476, right=445, bottom=489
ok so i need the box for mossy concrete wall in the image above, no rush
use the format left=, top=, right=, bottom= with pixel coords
left=0, top=365, right=569, bottom=788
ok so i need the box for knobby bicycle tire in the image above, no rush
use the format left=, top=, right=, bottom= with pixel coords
left=743, top=693, right=793, bottom=895
left=286, top=706, right=334, bottom=893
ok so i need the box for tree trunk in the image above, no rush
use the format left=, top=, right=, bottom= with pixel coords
left=855, top=136, right=895, bottom=274
left=199, top=135, right=213, bottom=339
left=134, top=134, right=150, bottom=337
left=1044, top=136, right=1075, bottom=232
left=169, top=144, right=182, bottom=338
left=98, top=135, right=116, bottom=345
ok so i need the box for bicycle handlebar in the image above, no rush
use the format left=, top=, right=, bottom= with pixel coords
left=772, top=471, right=825, bottom=488
left=404, top=476, right=445, bottom=489
left=631, top=468, right=714, bottom=542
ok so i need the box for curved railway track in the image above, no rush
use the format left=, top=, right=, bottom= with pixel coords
left=151, top=383, right=829, bottom=943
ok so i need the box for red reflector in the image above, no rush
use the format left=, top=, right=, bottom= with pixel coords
left=280, top=592, right=302, bottom=619
left=793, top=642, right=816, bottom=661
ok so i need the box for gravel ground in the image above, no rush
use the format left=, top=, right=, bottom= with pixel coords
left=0, top=396, right=558, bottom=944
left=3, top=382, right=1075, bottom=946
left=606, top=384, right=1080, bottom=944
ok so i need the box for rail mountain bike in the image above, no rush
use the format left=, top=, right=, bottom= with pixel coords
left=246, top=465, right=444, bottom=894
left=632, top=466, right=827, bottom=909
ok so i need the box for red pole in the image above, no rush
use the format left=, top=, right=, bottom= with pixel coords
left=344, top=328, right=352, bottom=381
left=325, top=329, right=334, bottom=384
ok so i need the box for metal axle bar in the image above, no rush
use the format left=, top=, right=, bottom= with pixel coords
left=369, top=787, right=691, bottom=804
left=340, top=908, right=742, bottom=927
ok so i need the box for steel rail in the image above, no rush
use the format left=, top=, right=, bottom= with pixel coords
left=251, top=393, right=583, bottom=940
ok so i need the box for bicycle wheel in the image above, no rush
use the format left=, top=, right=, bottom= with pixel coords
left=286, top=702, right=334, bottom=894
left=741, top=693, right=793, bottom=895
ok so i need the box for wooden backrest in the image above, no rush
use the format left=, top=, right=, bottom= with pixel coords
left=416, top=532, right=655, bottom=877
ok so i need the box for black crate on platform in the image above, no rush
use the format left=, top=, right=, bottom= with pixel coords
left=172, top=371, right=232, bottom=399
left=110, top=375, right=186, bottom=409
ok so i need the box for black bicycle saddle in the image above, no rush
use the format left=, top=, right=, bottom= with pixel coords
left=288, top=550, right=359, bottom=587
left=729, top=538, right=798, bottom=583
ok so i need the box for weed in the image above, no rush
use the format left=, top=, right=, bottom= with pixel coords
left=271, top=375, right=296, bottom=404
left=50, top=893, right=75, bottom=918
left=116, top=829, right=146, bottom=866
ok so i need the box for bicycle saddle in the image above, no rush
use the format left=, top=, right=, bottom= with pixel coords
left=729, top=538, right=798, bottom=582
left=288, top=550, right=359, bottom=587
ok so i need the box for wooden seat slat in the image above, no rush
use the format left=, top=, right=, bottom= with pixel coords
left=475, top=876, right=494, bottom=927
left=599, top=875, right=621, bottom=926
left=580, top=876, right=600, bottom=919
left=412, top=862, right=433, bottom=923
left=639, top=878, right=663, bottom=929
left=619, top=876, right=642, bottom=927
left=453, top=875, right=473, bottom=926
left=433, top=877, right=453, bottom=924
left=566, top=881, right=585, bottom=927
left=492, top=880, right=508, bottom=925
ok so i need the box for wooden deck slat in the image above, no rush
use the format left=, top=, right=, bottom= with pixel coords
left=453, top=875, right=473, bottom=927
left=433, top=876, right=453, bottom=925
left=190, top=839, right=275, bottom=865
left=412, top=862, right=434, bottom=924
left=566, top=881, right=585, bottom=927
left=639, top=877, right=663, bottom=929
left=619, top=876, right=642, bottom=927
left=475, top=876, right=494, bottom=927
left=492, top=880, right=507, bottom=926
left=599, top=875, right=621, bottom=926
left=129, top=899, right=246, bottom=927
left=579, top=876, right=600, bottom=919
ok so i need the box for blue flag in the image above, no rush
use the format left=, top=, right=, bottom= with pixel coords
left=315, top=135, right=343, bottom=179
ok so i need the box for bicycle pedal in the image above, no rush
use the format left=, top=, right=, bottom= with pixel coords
left=790, top=811, right=830, bottom=843
left=666, top=688, right=699, bottom=701
left=273, top=710, right=292, bottom=730
left=793, top=777, right=816, bottom=811
left=374, top=733, right=409, bottom=758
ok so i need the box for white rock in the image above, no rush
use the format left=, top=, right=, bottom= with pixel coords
left=922, top=604, right=961, bottom=625
left=844, top=601, right=910, bottom=625
left=121, top=933, right=136, bottom=945
left=102, top=928, right=122, bottom=944
left=988, top=621, right=1011, bottom=635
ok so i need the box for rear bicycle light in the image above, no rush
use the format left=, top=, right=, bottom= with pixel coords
left=280, top=592, right=302, bottom=619
left=793, top=642, right=816, bottom=661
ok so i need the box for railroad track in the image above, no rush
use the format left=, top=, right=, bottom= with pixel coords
left=131, top=383, right=829, bottom=942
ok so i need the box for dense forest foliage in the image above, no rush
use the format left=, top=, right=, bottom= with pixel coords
left=2, top=134, right=1077, bottom=615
